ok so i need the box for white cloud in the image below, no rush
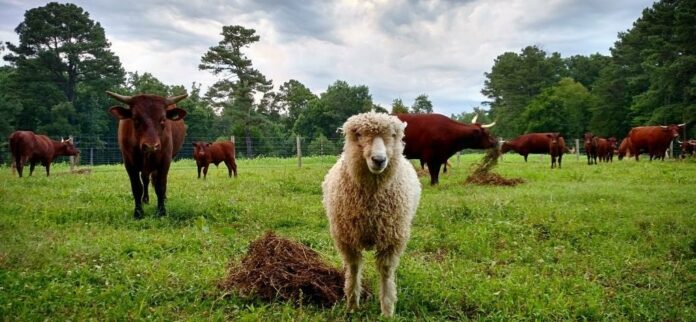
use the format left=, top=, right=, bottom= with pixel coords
left=1, top=0, right=655, bottom=115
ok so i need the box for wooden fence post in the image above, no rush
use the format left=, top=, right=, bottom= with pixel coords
left=231, top=136, right=235, bottom=145
left=669, top=141, right=674, bottom=159
left=575, top=139, right=580, bottom=160
left=69, top=135, right=76, bottom=172
left=296, top=135, right=302, bottom=168
left=90, top=148, right=94, bottom=166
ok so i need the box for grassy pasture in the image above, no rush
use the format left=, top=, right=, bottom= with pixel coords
left=1, top=154, right=695, bottom=321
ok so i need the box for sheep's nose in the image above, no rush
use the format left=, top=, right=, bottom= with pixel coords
left=371, top=156, right=386, bottom=167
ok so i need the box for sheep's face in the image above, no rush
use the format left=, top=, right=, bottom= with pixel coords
left=342, top=113, right=406, bottom=175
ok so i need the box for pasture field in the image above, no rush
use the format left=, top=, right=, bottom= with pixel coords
left=1, top=154, right=696, bottom=321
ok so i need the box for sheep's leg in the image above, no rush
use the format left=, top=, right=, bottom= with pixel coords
left=376, top=249, right=401, bottom=317
left=342, top=247, right=363, bottom=312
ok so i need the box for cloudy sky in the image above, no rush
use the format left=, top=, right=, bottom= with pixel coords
left=1, top=0, right=654, bottom=115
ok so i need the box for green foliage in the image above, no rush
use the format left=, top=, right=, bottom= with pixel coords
left=1, top=155, right=695, bottom=320
left=391, top=98, right=409, bottom=114
left=523, top=78, right=595, bottom=138
left=482, top=46, right=566, bottom=137
left=293, top=80, right=373, bottom=139
left=277, top=80, right=317, bottom=132
left=2, top=2, right=124, bottom=138
left=411, top=94, right=433, bottom=113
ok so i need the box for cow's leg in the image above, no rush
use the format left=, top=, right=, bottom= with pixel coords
left=341, top=246, right=363, bottom=313
left=426, top=161, right=442, bottom=185
left=224, top=159, right=233, bottom=177
left=376, top=248, right=401, bottom=317
left=140, top=173, right=150, bottom=204
left=44, top=162, right=50, bottom=176
left=524, top=154, right=528, bottom=162
left=125, top=166, right=144, bottom=219
left=231, top=159, right=238, bottom=177
left=153, top=167, right=169, bottom=217
left=203, top=164, right=209, bottom=179
left=196, top=164, right=202, bottom=179
left=558, top=154, right=563, bottom=168
left=29, top=161, right=36, bottom=176
left=16, top=159, right=23, bottom=177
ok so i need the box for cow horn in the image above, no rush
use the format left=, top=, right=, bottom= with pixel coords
left=677, top=139, right=683, bottom=144
left=678, top=123, right=686, bottom=127
left=481, top=121, right=496, bottom=128
left=471, top=114, right=478, bottom=124
left=660, top=125, right=668, bottom=129
left=106, top=91, right=133, bottom=104
left=165, top=94, right=188, bottom=105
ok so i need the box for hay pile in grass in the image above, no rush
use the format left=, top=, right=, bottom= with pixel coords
left=465, top=148, right=524, bottom=186
left=220, top=231, right=350, bottom=307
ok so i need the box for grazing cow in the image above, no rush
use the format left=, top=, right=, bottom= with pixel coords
left=501, top=132, right=565, bottom=169
left=396, top=113, right=497, bottom=185
left=679, top=139, right=696, bottom=159
left=618, top=137, right=633, bottom=160
left=595, top=137, right=617, bottom=162
left=628, top=124, right=685, bottom=161
left=107, top=91, right=187, bottom=219
left=584, top=132, right=597, bottom=165
left=192, top=141, right=238, bottom=179
left=9, top=131, right=80, bottom=177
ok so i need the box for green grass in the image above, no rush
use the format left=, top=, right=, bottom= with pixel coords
left=1, top=154, right=695, bottom=321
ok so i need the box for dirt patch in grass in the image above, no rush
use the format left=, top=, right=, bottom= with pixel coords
left=220, top=231, right=359, bottom=307
left=465, top=148, right=524, bottom=186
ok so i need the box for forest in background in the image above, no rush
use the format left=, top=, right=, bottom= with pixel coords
left=0, top=0, right=694, bottom=162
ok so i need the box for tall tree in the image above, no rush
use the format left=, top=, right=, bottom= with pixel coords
left=482, top=46, right=566, bottom=137
left=522, top=78, right=595, bottom=139
left=565, top=54, right=611, bottom=89
left=293, top=80, right=373, bottom=139
left=277, top=79, right=316, bottom=132
left=3, top=2, right=124, bottom=138
left=199, top=25, right=273, bottom=156
left=411, top=94, right=433, bottom=113
left=390, top=98, right=408, bottom=114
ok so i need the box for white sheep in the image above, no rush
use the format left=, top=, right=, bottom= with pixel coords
left=322, top=112, right=422, bottom=317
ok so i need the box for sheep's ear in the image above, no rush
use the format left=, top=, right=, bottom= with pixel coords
left=336, top=127, right=344, bottom=135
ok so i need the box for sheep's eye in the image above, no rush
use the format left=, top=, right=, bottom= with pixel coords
left=392, top=133, right=397, bottom=138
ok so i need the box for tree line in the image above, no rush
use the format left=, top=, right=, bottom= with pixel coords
left=1, top=1, right=694, bottom=163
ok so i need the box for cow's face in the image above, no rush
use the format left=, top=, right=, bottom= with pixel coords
left=192, top=142, right=211, bottom=159
left=474, top=126, right=498, bottom=149
left=547, top=133, right=560, bottom=146
left=584, top=132, right=594, bottom=145
left=60, top=138, right=80, bottom=156
left=343, top=113, right=406, bottom=175
left=608, top=137, right=617, bottom=148
left=662, top=124, right=683, bottom=139
left=108, top=93, right=187, bottom=154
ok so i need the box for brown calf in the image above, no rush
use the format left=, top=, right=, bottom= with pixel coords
left=192, top=141, right=237, bottom=179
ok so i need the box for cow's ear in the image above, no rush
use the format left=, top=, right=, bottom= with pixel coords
left=166, top=108, right=187, bottom=121
left=109, top=106, right=131, bottom=119
left=206, top=143, right=211, bottom=147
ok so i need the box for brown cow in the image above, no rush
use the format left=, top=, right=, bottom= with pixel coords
left=107, top=91, right=187, bottom=219
left=595, top=137, right=617, bottom=162
left=618, top=137, right=633, bottom=160
left=396, top=113, right=497, bottom=185
left=9, top=131, right=80, bottom=177
left=501, top=132, right=566, bottom=169
left=192, top=141, right=237, bottom=179
left=583, top=132, right=597, bottom=165
left=628, top=124, right=685, bottom=161
left=678, top=139, right=696, bottom=159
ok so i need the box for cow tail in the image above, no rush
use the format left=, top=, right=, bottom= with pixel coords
left=9, top=135, right=20, bottom=168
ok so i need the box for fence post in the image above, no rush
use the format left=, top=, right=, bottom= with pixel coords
left=575, top=139, right=580, bottom=160
left=669, top=141, right=674, bottom=159
left=90, top=148, right=94, bottom=166
left=231, top=136, right=235, bottom=145
left=296, top=135, right=302, bottom=168
left=69, top=135, right=76, bottom=172
left=457, top=151, right=461, bottom=164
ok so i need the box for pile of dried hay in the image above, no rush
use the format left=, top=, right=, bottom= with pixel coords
left=465, top=148, right=524, bottom=186
left=220, top=231, right=351, bottom=307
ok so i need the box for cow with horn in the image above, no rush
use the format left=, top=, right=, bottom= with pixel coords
left=107, top=91, right=187, bottom=219
left=396, top=113, right=497, bottom=185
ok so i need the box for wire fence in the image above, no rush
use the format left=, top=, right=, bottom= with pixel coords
left=0, top=135, right=690, bottom=167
